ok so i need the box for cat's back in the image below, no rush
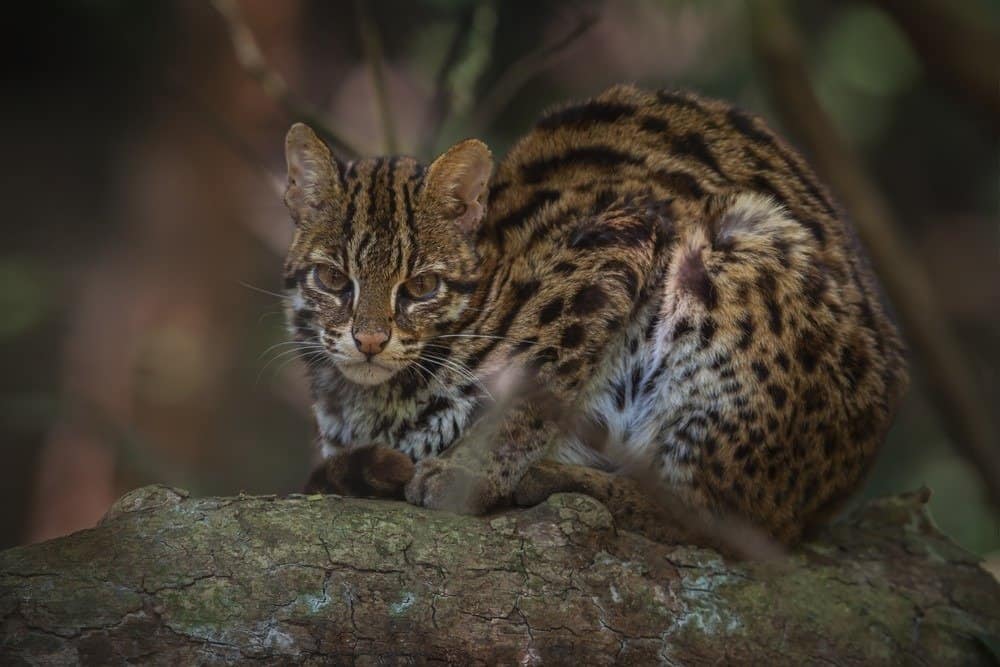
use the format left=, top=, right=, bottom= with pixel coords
left=486, top=84, right=841, bottom=253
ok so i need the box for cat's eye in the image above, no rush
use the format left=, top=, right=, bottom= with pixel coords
left=401, top=274, right=440, bottom=300
left=313, top=265, right=350, bottom=294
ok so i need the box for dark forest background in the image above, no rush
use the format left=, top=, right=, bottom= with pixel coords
left=1, top=0, right=996, bottom=566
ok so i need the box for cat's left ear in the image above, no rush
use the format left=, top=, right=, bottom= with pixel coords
left=423, top=139, right=493, bottom=234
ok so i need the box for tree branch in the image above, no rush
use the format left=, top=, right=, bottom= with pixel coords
left=417, top=5, right=477, bottom=159
left=749, top=0, right=1000, bottom=509
left=210, top=0, right=362, bottom=158
left=354, top=0, right=399, bottom=154
left=164, top=72, right=284, bottom=199
left=2, top=486, right=997, bottom=662
left=468, top=12, right=600, bottom=136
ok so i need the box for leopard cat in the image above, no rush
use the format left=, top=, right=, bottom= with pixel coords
left=281, top=84, right=907, bottom=545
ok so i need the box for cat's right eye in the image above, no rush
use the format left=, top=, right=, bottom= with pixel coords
left=313, top=265, right=351, bottom=294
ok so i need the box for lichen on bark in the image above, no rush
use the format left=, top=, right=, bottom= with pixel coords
left=2, top=487, right=998, bottom=664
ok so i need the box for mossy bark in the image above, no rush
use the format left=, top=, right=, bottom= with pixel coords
left=2, top=487, right=998, bottom=664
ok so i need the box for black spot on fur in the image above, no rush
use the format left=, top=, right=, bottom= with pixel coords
left=671, top=132, right=724, bottom=176
left=727, top=107, right=774, bottom=145
left=796, top=330, right=821, bottom=373
left=752, top=362, right=770, bottom=382
left=673, top=317, right=693, bottom=341
left=521, top=147, right=644, bottom=184
left=644, top=313, right=662, bottom=341
left=538, top=297, right=564, bottom=325
left=493, top=189, right=561, bottom=238
left=560, top=324, right=585, bottom=349
left=656, top=89, right=706, bottom=112
left=445, top=279, right=478, bottom=295
left=803, top=385, right=825, bottom=415
left=537, top=101, right=637, bottom=130
left=840, top=339, right=870, bottom=390
left=570, top=217, right=652, bottom=251
left=767, top=384, right=788, bottom=408
left=614, top=381, right=627, bottom=410
left=800, top=218, right=827, bottom=246
left=652, top=170, right=705, bottom=199
left=737, top=315, right=754, bottom=350
left=638, top=115, right=669, bottom=134
left=487, top=181, right=510, bottom=204
left=750, top=174, right=788, bottom=208
left=804, top=267, right=827, bottom=306
left=775, top=351, right=790, bottom=371
left=699, top=318, right=717, bottom=347
left=553, top=261, right=577, bottom=275
left=416, top=395, right=452, bottom=425
left=570, top=284, right=608, bottom=316
left=513, top=279, right=542, bottom=301
left=766, top=297, right=783, bottom=336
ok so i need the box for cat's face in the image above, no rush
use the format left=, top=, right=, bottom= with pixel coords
left=282, top=124, right=492, bottom=386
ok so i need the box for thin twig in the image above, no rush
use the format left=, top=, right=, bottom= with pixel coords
left=211, top=0, right=362, bottom=158
left=417, top=5, right=477, bottom=159
left=750, top=0, right=1000, bottom=509
left=468, top=12, right=600, bottom=136
left=354, top=0, right=399, bottom=154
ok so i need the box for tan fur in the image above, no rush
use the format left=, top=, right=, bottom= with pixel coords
left=282, top=85, right=908, bottom=545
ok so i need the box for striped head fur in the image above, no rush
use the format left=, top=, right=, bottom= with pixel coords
left=282, top=124, right=492, bottom=386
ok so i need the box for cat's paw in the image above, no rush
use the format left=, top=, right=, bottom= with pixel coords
left=304, top=446, right=414, bottom=498
left=404, top=458, right=497, bottom=514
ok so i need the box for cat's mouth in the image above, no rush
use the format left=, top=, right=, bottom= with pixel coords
left=338, top=358, right=397, bottom=386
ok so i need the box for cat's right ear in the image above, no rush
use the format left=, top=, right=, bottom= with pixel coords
left=284, top=123, right=342, bottom=222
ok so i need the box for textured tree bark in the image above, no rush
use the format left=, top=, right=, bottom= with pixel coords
left=2, top=486, right=998, bottom=665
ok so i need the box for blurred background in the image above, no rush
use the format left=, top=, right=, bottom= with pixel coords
left=1, top=0, right=996, bottom=558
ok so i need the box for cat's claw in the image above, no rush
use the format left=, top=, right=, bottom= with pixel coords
left=404, top=458, right=496, bottom=515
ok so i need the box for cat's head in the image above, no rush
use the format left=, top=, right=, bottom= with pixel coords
left=282, top=123, right=492, bottom=386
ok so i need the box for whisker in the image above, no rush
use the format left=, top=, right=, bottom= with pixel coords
left=427, top=333, right=555, bottom=349
left=258, top=339, right=321, bottom=359
left=239, top=280, right=289, bottom=300
left=420, top=352, right=494, bottom=401
left=257, top=343, right=326, bottom=383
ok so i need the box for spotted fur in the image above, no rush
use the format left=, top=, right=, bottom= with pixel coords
left=282, top=85, right=907, bottom=544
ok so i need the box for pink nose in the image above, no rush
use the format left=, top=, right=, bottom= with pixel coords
left=353, top=330, right=389, bottom=356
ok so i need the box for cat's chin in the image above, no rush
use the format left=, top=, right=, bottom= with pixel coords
left=337, top=360, right=397, bottom=386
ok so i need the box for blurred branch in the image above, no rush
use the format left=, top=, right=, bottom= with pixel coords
left=750, top=0, right=1000, bottom=509
left=468, top=12, right=600, bottom=135
left=865, top=0, right=1000, bottom=130
left=165, top=73, right=283, bottom=199
left=210, top=0, right=362, bottom=158
left=354, top=0, right=399, bottom=154
left=417, top=6, right=477, bottom=159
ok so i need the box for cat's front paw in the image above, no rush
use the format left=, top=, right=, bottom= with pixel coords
left=404, top=458, right=497, bottom=515
left=304, top=446, right=414, bottom=499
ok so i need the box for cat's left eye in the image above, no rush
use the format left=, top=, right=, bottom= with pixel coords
left=401, top=274, right=440, bottom=300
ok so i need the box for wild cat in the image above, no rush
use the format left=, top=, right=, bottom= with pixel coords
left=282, top=85, right=906, bottom=545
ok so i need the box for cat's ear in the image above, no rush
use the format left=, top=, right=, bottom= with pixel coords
left=423, top=139, right=493, bottom=234
left=284, top=123, right=342, bottom=221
